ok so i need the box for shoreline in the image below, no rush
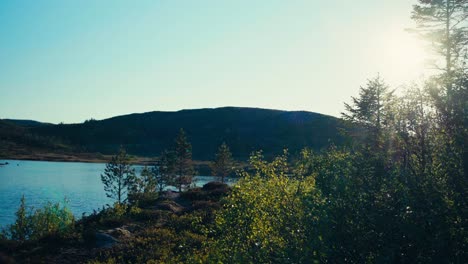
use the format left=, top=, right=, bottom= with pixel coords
left=0, top=152, right=158, bottom=165
left=0, top=152, right=213, bottom=169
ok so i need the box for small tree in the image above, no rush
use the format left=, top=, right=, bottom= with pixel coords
left=173, top=129, right=195, bottom=192
left=9, top=195, right=30, bottom=242
left=157, top=150, right=177, bottom=193
left=132, top=166, right=157, bottom=194
left=211, top=142, right=235, bottom=183
left=101, top=147, right=136, bottom=204
left=128, top=166, right=159, bottom=205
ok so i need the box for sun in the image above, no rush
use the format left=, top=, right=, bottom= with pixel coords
left=377, top=27, right=431, bottom=86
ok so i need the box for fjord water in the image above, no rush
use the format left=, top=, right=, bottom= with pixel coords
left=0, top=159, right=226, bottom=228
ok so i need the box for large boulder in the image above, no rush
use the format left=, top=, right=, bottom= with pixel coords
left=94, top=233, right=119, bottom=248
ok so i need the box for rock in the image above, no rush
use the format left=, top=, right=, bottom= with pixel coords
left=202, top=181, right=228, bottom=191
left=154, top=200, right=185, bottom=214
left=108, top=227, right=132, bottom=239
left=162, top=190, right=180, bottom=200
left=147, top=200, right=186, bottom=214
left=95, top=232, right=119, bottom=248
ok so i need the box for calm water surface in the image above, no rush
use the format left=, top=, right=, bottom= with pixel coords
left=0, top=159, right=231, bottom=228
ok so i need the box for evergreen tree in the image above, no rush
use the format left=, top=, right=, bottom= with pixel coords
left=173, top=129, right=195, bottom=192
left=101, top=147, right=136, bottom=204
left=342, top=75, right=397, bottom=181
left=210, top=142, right=235, bottom=183
left=411, top=0, right=468, bottom=74
left=412, top=4, right=467, bottom=257
left=157, top=149, right=177, bottom=193
left=127, top=166, right=158, bottom=204
left=132, top=166, right=157, bottom=194
left=342, top=75, right=395, bottom=150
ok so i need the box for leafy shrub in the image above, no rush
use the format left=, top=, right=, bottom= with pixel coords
left=128, top=192, right=159, bottom=208
left=191, top=200, right=221, bottom=211
left=207, top=151, right=323, bottom=263
left=98, top=203, right=129, bottom=228
left=2, top=196, right=75, bottom=242
left=131, top=209, right=171, bottom=222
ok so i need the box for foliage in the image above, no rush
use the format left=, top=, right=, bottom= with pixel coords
left=101, top=147, right=136, bottom=204
left=342, top=75, right=396, bottom=152
left=411, top=0, right=467, bottom=73
left=157, top=149, right=177, bottom=192
left=6, top=195, right=30, bottom=242
left=2, top=3, right=467, bottom=263
left=210, top=142, right=235, bottom=183
left=337, top=73, right=467, bottom=262
left=128, top=166, right=159, bottom=206
left=87, top=182, right=230, bottom=264
left=173, top=128, right=195, bottom=191
left=131, top=166, right=157, bottom=194
left=28, top=201, right=75, bottom=240
left=207, top=150, right=323, bottom=263
left=2, top=196, right=75, bottom=242
left=410, top=2, right=468, bottom=261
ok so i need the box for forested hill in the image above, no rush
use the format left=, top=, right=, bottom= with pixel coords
left=4, top=119, right=52, bottom=128
left=26, top=107, right=345, bottom=160
left=0, top=119, right=70, bottom=157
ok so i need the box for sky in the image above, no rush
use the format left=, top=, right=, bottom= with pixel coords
left=0, top=0, right=432, bottom=124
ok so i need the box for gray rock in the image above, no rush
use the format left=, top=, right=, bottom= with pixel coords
left=95, top=232, right=119, bottom=248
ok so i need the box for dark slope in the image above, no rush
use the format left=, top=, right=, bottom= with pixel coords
left=30, top=107, right=345, bottom=160
left=4, top=119, right=53, bottom=128
left=0, top=120, right=69, bottom=157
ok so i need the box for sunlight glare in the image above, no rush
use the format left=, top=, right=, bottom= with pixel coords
left=376, top=28, right=430, bottom=86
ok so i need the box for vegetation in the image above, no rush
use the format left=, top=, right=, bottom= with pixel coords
left=25, top=107, right=344, bottom=160
left=1, top=196, right=75, bottom=242
left=210, top=142, right=235, bottom=183
left=172, top=129, right=195, bottom=192
left=127, top=166, right=159, bottom=206
left=0, top=1, right=466, bottom=263
left=205, top=150, right=321, bottom=263
left=411, top=0, right=467, bottom=74
left=157, top=150, right=177, bottom=192
left=0, top=119, right=71, bottom=160
left=101, top=148, right=136, bottom=205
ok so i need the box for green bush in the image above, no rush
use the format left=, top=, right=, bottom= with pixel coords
left=206, top=150, right=323, bottom=263
left=97, top=203, right=129, bottom=228
left=2, top=196, right=75, bottom=242
left=127, top=192, right=159, bottom=208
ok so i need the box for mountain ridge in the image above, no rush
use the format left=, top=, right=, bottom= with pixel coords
left=3, top=107, right=346, bottom=160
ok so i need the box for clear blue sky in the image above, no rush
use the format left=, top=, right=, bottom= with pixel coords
left=0, top=0, right=430, bottom=123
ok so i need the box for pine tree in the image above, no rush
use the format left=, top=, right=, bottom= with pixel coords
left=173, top=129, right=195, bottom=192
left=342, top=75, right=395, bottom=151
left=411, top=0, right=467, bottom=74
left=157, top=149, right=177, bottom=193
left=211, top=142, right=235, bottom=183
left=412, top=4, right=467, bottom=252
left=133, top=166, right=157, bottom=194
left=101, top=147, right=136, bottom=204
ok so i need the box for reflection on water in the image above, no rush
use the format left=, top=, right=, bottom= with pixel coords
left=0, top=159, right=234, bottom=227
